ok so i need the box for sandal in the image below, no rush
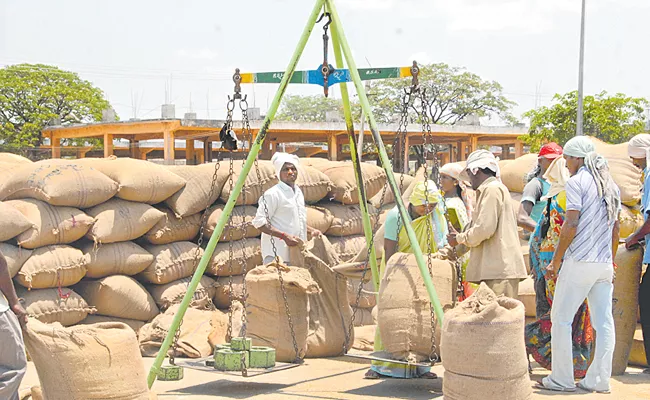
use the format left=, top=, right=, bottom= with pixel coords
left=576, top=382, right=611, bottom=394
left=364, top=369, right=381, bottom=380
left=534, top=382, right=577, bottom=393
left=420, top=372, right=438, bottom=379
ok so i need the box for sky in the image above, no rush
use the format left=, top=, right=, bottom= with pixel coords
left=1, top=0, right=649, bottom=124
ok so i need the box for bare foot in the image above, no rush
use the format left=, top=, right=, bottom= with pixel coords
left=364, top=369, right=381, bottom=380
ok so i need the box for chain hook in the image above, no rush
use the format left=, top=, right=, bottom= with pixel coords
left=232, top=68, right=242, bottom=100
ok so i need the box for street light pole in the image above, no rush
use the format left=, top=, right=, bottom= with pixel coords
left=576, top=0, right=586, bottom=136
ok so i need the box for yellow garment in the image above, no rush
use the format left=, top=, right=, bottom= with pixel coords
left=396, top=213, right=442, bottom=254
left=409, top=180, right=442, bottom=207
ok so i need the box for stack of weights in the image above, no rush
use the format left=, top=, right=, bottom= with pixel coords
left=441, top=283, right=532, bottom=400
left=212, top=337, right=276, bottom=370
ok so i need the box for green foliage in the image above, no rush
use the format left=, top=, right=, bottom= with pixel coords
left=366, top=63, right=516, bottom=125
left=522, top=91, right=649, bottom=150
left=276, top=94, right=344, bottom=122
left=0, top=64, right=115, bottom=149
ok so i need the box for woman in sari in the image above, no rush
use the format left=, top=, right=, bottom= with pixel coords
left=365, top=180, right=448, bottom=380
left=524, top=157, right=594, bottom=377
left=439, top=163, right=475, bottom=300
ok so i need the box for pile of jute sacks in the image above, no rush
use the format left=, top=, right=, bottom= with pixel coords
left=0, top=155, right=390, bottom=359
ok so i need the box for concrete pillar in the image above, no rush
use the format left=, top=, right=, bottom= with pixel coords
left=502, top=144, right=511, bottom=160
left=204, top=140, right=213, bottom=163
left=103, top=133, right=114, bottom=158
left=197, top=148, right=205, bottom=164
left=163, top=130, right=175, bottom=164
left=130, top=140, right=139, bottom=159
left=469, top=135, right=479, bottom=154
left=515, top=141, right=524, bottom=158
left=51, top=136, right=61, bottom=159
left=185, top=140, right=196, bottom=165
left=328, top=134, right=339, bottom=161
left=460, top=141, right=469, bottom=161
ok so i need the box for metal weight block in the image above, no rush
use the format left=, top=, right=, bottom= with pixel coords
left=157, top=364, right=184, bottom=381
left=214, top=349, right=250, bottom=371
left=230, top=337, right=252, bottom=351
left=249, top=346, right=276, bottom=368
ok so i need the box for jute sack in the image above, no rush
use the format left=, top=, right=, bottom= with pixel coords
left=289, top=237, right=353, bottom=358
left=347, top=278, right=377, bottom=309
left=352, top=325, right=376, bottom=351
left=17, top=287, right=93, bottom=326
left=320, top=203, right=379, bottom=236
left=500, top=154, right=537, bottom=193
left=213, top=275, right=244, bottom=309
left=246, top=263, right=320, bottom=362
left=147, top=275, right=217, bottom=311
left=208, top=306, right=242, bottom=349
left=629, top=325, right=648, bottom=367
left=378, top=252, right=456, bottom=362
left=24, top=319, right=150, bottom=400
left=205, top=204, right=259, bottom=241
left=16, top=245, right=88, bottom=289
left=220, top=160, right=278, bottom=205
left=369, top=173, right=415, bottom=209
left=86, top=199, right=165, bottom=243
left=165, top=163, right=229, bottom=217
left=620, top=205, right=644, bottom=240
left=320, top=162, right=387, bottom=204
left=299, top=157, right=332, bottom=169
left=441, top=284, right=531, bottom=400
left=81, top=157, right=186, bottom=204
left=207, top=238, right=263, bottom=276
left=82, top=241, right=154, bottom=278
left=443, top=370, right=532, bottom=400
left=1, top=243, right=32, bottom=278
left=0, top=152, right=32, bottom=163
left=297, top=165, right=331, bottom=204
left=138, top=242, right=202, bottom=285
left=0, top=201, right=33, bottom=241
left=74, top=275, right=159, bottom=322
left=329, top=235, right=368, bottom=262
left=143, top=207, right=200, bottom=245
left=306, top=206, right=334, bottom=234
left=518, top=277, right=536, bottom=318
left=0, top=162, right=119, bottom=208
left=351, top=306, right=375, bottom=327
left=79, top=314, right=146, bottom=337
left=349, top=223, right=387, bottom=263
left=139, top=304, right=214, bottom=358
left=612, top=244, right=644, bottom=375
left=8, top=199, right=94, bottom=249
left=591, top=137, right=642, bottom=206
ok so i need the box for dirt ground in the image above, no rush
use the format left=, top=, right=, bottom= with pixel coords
left=19, top=356, right=650, bottom=399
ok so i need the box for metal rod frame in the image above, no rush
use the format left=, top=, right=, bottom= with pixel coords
left=147, top=0, right=445, bottom=388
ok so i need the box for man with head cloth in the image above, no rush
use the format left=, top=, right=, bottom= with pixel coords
left=447, top=149, right=527, bottom=298
left=625, top=133, right=650, bottom=374
left=252, top=153, right=321, bottom=265
left=538, top=136, right=621, bottom=393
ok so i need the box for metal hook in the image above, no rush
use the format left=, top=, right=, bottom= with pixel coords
left=232, top=68, right=242, bottom=100
left=317, top=12, right=332, bottom=31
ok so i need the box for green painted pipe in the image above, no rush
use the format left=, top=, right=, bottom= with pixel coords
left=324, top=0, right=445, bottom=326
left=147, top=0, right=326, bottom=388
left=329, top=16, right=381, bottom=294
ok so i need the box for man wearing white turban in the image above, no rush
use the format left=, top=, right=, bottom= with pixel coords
left=252, top=153, right=321, bottom=265
left=447, top=150, right=527, bottom=298
left=625, top=133, right=650, bottom=374
left=538, top=136, right=621, bottom=394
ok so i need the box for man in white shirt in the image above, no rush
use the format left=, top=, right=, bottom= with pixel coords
left=0, top=250, right=28, bottom=400
left=252, top=152, right=321, bottom=265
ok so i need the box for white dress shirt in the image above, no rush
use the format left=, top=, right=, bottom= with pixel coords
left=252, top=181, right=307, bottom=265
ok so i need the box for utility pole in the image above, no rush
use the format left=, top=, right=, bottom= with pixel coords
left=576, top=0, right=586, bottom=136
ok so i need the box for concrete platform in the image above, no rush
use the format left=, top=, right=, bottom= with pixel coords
left=19, top=356, right=650, bottom=399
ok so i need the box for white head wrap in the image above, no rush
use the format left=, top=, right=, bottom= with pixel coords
left=465, top=150, right=500, bottom=178
left=563, top=136, right=620, bottom=222
left=628, top=133, right=650, bottom=165
left=271, top=152, right=300, bottom=179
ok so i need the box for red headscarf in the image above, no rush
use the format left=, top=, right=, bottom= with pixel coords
left=538, top=142, right=563, bottom=159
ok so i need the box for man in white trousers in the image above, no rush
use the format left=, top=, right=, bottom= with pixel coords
left=538, top=136, right=621, bottom=394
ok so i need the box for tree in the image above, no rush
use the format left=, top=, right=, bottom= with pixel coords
left=276, top=94, right=344, bottom=122
left=0, top=64, right=114, bottom=150
left=522, top=91, right=649, bottom=150
left=366, top=63, right=516, bottom=125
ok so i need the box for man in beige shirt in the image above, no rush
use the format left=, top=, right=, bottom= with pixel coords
left=447, top=150, right=528, bottom=298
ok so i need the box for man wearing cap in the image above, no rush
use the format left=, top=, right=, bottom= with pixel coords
left=625, top=133, right=650, bottom=374
left=518, top=142, right=564, bottom=318
left=447, top=149, right=528, bottom=298
left=539, top=136, right=621, bottom=393
left=252, top=152, right=321, bottom=265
